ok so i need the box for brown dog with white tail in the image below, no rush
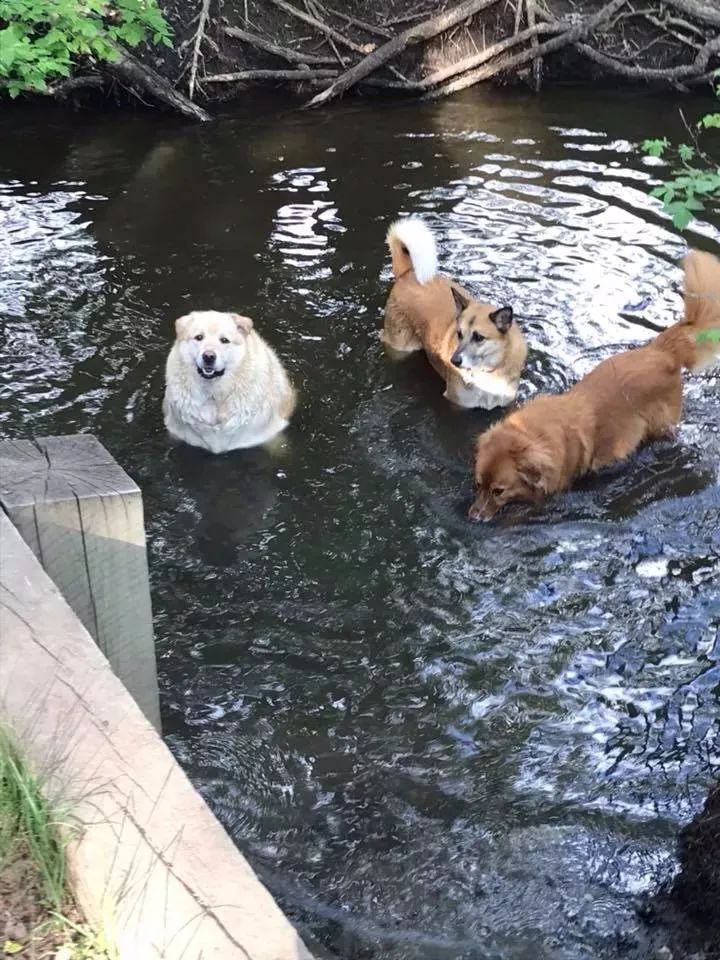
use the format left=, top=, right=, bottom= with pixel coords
left=382, top=218, right=528, bottom=409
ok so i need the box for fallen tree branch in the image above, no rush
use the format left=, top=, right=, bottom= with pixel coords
left=47, top=74, right=105, bottom=97
left=575, top=32, right=720, bottom=81
left=304, top=0, right=503, bottom=108
left=204, top=68, right=338, bottom=82
left=267, top=0, right=371, bottom=55
left=643, top=12, right=704, bottom=50
left=384, top=7, right=437, bottom=27
left=664, top=0, right=720, bottom=28
left=316, top=2, right=393, bottom=40
left=223, top=25, right=337, bottom=64
left=105, top=45, right=213, bottom=121
left=424, top=0, right=627, bottom=99
left=188, top=0, right=212, bottom=100
left=411, top=20, right=565, bottom=89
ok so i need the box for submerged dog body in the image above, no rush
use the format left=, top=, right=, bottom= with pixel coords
left=382, top=218, right=527, bottom=409
left=163, top=310, right=296, bottom=454
left=470, top=249, right=720, bottom=520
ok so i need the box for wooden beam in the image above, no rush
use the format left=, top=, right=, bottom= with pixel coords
left=0, top=435, right=160, bottom=730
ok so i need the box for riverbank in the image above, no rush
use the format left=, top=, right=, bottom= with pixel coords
left=20, top=0, right=720, bottom=120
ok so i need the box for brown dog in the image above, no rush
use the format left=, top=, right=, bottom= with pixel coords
left=470, top=249, right=720, bottom=521
left=382, top=218, right=527, bottom=409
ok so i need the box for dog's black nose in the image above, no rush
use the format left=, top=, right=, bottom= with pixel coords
left=451, top=355, right=463, bottom=367
left=202, top=350, right=216, bottom=366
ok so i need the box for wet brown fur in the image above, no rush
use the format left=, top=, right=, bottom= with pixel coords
left=383, top=230, right=527, bottom=408
left=470, top=249, right=720, bottom=520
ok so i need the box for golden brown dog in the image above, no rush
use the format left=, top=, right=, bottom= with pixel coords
left=470, top=249, right=720, bottom=521
left=382, top=218, right=528, bottom=409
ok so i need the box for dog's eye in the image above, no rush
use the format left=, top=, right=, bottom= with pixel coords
left=194, top=333, right=204, bottom=342
left=219, top=336, right=230, bottom=344
left=457, top=330, right=463, bottom=340
left=491, top=486, right=505, bottom=498
left=472, top=331, right=485, bottom=343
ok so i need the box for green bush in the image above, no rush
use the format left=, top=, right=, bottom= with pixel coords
left=0, top=0, right=172, bottom=97
left=643, top=77, right=720, bottom=231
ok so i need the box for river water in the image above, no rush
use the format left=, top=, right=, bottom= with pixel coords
left=1, top=88, right=718, bottom=959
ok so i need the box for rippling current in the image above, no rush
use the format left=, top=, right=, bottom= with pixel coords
left=1, top=88, right=719, bottom=959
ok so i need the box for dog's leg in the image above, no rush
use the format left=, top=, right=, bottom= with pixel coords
left=382, top=299, right=423, bottom=354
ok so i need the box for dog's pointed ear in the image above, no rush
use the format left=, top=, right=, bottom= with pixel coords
left=231, top=313, right=254, bottom=335
left=175, top=315, right=191, bottom=338
left=452, top=287, right=471, bottom=319
left=489, top=306, right=513, bottom=333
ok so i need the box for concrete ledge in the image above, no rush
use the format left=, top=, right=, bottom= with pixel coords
left=0, top=513, right=312, bottom=960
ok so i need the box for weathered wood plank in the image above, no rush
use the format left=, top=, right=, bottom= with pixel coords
left=0, top=435, right=159, bottom=730
left=0, top=514, right=313, bottom=960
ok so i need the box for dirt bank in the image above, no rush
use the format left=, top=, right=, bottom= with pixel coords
left=49, top=0, right=719, bottom=119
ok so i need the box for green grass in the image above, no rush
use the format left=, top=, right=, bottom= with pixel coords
left=0, top=729, right=114, bottom=959
left=0, top=729, right=66, bottom=910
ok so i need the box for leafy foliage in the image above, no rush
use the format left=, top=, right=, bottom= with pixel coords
left=0, top=0, right=171, bottom=97
left=642, top=78, right=720, bottom=231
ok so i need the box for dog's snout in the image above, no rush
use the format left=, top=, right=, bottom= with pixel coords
left=451, top=352, right=463, bottom=368
left=202, top=350, right=216, bottom=366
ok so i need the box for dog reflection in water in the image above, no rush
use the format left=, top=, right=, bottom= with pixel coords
left=169, top=442, right=284, bottom=566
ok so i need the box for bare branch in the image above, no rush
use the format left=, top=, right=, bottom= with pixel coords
left=575, top=32, right=720, bottom=81
left=223, top=25, right=337, bottom=64
left=188, top=0, right=212, bottom=100
left=425, top=0, right=628, bottom=99
left=204, top=68, right=338, bottom=83
left=267, top=0, right=372, bottom=55
left=663, top=0, right=720, bottom=28
left=304, top=0, right=504, bottom=109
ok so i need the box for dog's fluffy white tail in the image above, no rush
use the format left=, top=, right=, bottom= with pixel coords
left=386, top=218, right=438, bottom=284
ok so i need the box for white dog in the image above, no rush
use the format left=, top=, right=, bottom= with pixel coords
left=163, top=310, right=296, bottom=454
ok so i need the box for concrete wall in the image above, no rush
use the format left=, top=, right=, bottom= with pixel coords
left=0, top=513, right=313, bottom=960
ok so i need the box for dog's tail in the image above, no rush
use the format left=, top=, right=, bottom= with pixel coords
left=654, top=249, right=720, bottom=372
left=386, top=218, right=438, bottom=284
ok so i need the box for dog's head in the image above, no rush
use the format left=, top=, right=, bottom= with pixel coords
left=450, top=289, right=514, bottom=371
left=469, top=422, right=549, bottom=521
left=174, top=310, right=254, bottom=380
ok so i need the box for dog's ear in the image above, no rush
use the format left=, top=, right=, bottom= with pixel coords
left=489, top=306, right=513, bottom=334
left=175, top=315, right=191, bottom=338
left=516, top=448, right=550, bottom=499
left=231, top=314, right=254, bottom=335
left=452, top=287, right=471, bottom=319
left=517, top=461, right=544, bottom=491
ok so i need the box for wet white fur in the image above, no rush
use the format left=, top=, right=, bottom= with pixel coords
left=163, top=310, right=295, bottom=454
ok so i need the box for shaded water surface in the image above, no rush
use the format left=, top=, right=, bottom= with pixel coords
left=1, top=89, right=719, bottom=959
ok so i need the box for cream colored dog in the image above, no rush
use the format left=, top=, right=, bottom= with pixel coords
left=163, top=310, right=296, bottom=454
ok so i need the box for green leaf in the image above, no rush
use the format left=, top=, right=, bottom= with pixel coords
left=678, top=143, right=695, bottom=163
left=670, top=206, right=693, bottom=231
left=699, top=113, right=720, bottom=130
left=3, top=941, right=24, bottom=955
left=643, top=137, right=669, bottom=158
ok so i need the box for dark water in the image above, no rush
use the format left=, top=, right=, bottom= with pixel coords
left=1, top=88, right=719, bottom=959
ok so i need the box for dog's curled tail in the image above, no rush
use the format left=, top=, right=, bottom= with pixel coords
left=386, top=218, right=438, bottom=284
left=655, top=248, right=720, bottom=372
